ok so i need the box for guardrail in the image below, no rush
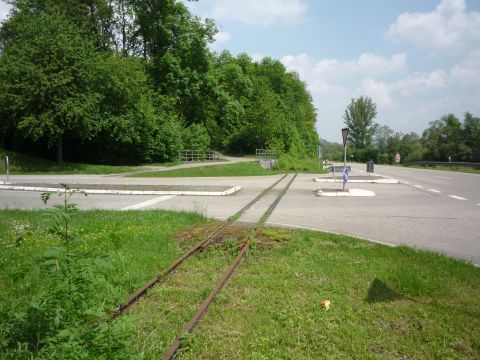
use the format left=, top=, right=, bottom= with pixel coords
left=404, top=161, right=480, bottom=168
left=179, top=150, right=221, bottom=162
left=255, top=149, right=279, bottom=161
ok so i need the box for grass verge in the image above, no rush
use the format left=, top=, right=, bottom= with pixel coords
left=0, top=148, right=180, bottom=174
left=405, top=164, right=480, bottom=174
left=1, top=211, right=478, bottom=358
left=129, top=227, right=480, bottom=359
left=132, top=159, right=326, bottom=178
left=131, top=161, right=285, bottom=177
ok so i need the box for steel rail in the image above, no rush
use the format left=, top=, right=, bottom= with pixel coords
left=114, top=173, right=289, bottom=316
left=161, top=173, right=297, bottom=360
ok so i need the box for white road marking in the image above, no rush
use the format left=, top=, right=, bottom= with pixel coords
left=435, top=176, right=451, bottom=180
left=448, top=195, right=467, bottom=201
left=429, top=189, right=441, bottom=193
left=413, top=184, right=423, bottom=188
left=121, top=195, right=176, bottom=210
left=402, top=181, right=410, bottom=185
left=400, top=170, right=410, bottom=173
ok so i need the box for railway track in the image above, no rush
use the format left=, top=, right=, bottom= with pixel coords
left=114, top=173, right=290, bottom=316
left=113, top=173, right=297, bottom=359
left=162, top=173, right=297, bottom=359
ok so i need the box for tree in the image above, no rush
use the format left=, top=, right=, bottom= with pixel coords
left=0, top=11, right=102, bottom=165
left=374, top=124, right=394, bottom=162
left=343, top=96, right=378, bottom=149
left=463, top=112, right=480, bottom=162
left=422, top=114, right=471, bottom=161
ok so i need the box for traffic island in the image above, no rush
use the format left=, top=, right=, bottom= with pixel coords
left=316, top=188, right=376, bottom=197
left=0, top=183, right=242, bottom=196
left=314, top=175, right=398, bottom=184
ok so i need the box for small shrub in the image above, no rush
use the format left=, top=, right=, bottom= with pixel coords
left=0, top=185, right=136, bottom=359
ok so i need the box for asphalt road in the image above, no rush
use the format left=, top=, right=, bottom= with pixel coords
left=1, top=165, right=479, bottom=265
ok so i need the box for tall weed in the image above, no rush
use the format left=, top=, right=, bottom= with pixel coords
left=0, top=185, right=136, bottom=359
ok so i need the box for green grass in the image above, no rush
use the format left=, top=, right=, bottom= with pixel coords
left=0, top=210, right=207, bottom=303
left=130, top=229, right=480, bottom=359
left=1, top=210, right=479, bottom=359
left=131, top=161, right=285, bottom=177
left=132, top=159, right=326, bottom=178
left=0, top=149, right=140, bottom=175
left=405, top=164, right=480, bottom=174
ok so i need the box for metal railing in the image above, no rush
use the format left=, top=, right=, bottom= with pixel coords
left=255, top=149, right=279, bottom=161
left=179, top=150, right=221, bottom=162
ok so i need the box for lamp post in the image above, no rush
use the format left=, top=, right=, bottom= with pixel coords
left=341, top=127, right=349, bottom=191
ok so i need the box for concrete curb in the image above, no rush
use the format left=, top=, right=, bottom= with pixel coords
left=0, top=184, right=242, bottom=196
left=316, top=188, right=376, bottom=197
left=314, top=177, right=398, bottom=184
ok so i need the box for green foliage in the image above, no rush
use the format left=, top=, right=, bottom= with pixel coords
left=0, top=0, right=319, bottom=165
left=343, top=96, right=378, bottom=149
left=0, top=10, right=101, bottom=164
left=0, top=186, right=136, bottom=358
left=183, top=123, right=211, bottom=153
left=422, top=113, right=480, bottom=162
left=353, top=145, right=379, bottom=163
left=274, top=154, right=325, bottom=173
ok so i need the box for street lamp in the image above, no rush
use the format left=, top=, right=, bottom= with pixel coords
left=341, top=127, right=349, bottom=190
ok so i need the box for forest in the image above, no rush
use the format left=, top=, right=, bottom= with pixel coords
left=0, top=0, right=319, bottom=165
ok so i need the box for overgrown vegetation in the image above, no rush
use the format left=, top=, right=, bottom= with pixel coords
left=0, top=204, right=206, bottom=358
left=130, top=227, right=480, bottom=359
left=2, top=209, right=479, bottom=358
left=0, top=0, right=319, bottom=165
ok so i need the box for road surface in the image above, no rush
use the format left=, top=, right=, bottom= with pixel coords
left=1, top=164, right=479, bottom=265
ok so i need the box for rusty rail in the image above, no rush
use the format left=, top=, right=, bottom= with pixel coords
left=161, top=173, right=298, bottom=359
left=114, top=173, right=289, bottom=316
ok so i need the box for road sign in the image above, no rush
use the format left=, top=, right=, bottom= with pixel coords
left=341, top=128, right=349, bottom=146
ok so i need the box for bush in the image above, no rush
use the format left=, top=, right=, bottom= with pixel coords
left=183, top=123, right=211, bottom=152
left=354, top=146, right=379, bottom=163
left=0, top=187, right=136, bottom=359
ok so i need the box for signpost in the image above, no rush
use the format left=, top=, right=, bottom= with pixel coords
left=341, top=128, right=349, bottom=191
left=4, top=155, right=9, bottom=184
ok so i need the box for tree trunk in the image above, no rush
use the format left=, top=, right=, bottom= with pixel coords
left=57, top=134, right=63, bottom=167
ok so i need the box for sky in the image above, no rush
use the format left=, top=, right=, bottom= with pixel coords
left=1, top=0, right=479, bottom=142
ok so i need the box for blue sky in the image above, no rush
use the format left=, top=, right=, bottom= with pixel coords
left=184, top=0, right=480, bottom=142
left=1, top=0, right=479, bottom=142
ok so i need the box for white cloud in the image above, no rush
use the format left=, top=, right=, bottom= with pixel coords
left=281, top=52, right=480, bottom=141
left=359, top=79, right=392, bottom=106
left=214, top=31, right=231, bottom=44
left=0, top=3, right=12, bottom=22
left=450, top=50, right=480, bottom=86
left=387, top=0, right=480, bottom=52
left=391, top=70, right=447, bottom=97
left=208, top=0, right=307, bottom=26
left=282, top=52, right=406, bottom=83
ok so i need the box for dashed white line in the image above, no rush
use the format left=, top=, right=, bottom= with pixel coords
left=400, top=170, right=410, bottom=173
left=413, top=184, right=423, bottom=188
left=429, top=189, right=441, bottom=193
left=121, top=195, right=176, bottom=210
left=435, top=176, right=451, bottom=180
left=448, top=195, right=467, bottom=201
